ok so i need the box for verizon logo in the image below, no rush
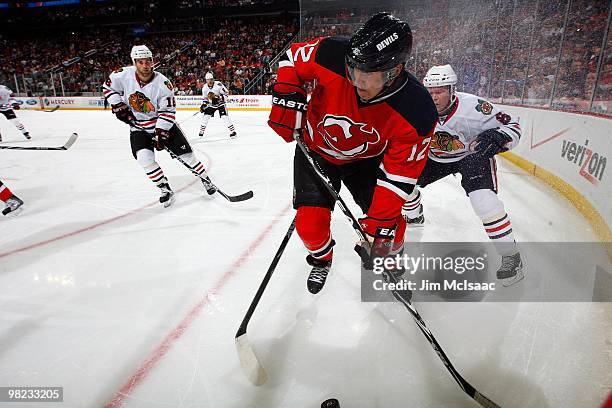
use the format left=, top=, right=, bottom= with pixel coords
left=561, top=139, right=606, bottom=186
left=376, top=32, right=399, bottom=51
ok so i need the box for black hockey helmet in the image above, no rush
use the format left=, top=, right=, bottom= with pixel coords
left=345, top=12, right=413, bottom=74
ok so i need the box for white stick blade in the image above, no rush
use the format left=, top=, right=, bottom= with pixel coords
left=63, top=133, right=78, bottom=150
left=235, top=334, right=268, bottom=386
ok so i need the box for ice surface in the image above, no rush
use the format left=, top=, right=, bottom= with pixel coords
left=0, top=110, right=609, bottom=407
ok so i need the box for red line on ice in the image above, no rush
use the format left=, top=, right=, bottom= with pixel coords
left=104, top=202, right=293, bottom=408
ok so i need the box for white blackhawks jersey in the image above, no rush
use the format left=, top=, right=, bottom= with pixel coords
left=201, top=80, right=228, bottom=106
left=103, top=66, right=176, bottom=133
left=0, top=85, right=15, bottom=110
left=429, top=92, right=521, bottom=163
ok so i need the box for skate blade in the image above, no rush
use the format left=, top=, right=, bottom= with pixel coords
left=3, top=206, right=23, bottom=217
left=502, top=269, right=525, bottom=287
left=162, top=195, right=175, bottom=208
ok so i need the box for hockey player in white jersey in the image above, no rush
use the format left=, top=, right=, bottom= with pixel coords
left=0, top=85, right=30, bottom=142
left=103, top=45, right=216, bottom=207
left=198, top=72, right=237, bottom=139
left=402, top=64, right=524, bottom=286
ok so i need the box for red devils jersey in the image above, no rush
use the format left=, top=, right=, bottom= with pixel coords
left=278, top=37, right=438, bottom=219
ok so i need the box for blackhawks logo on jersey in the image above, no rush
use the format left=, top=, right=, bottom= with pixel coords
left=431, top=131, right=465, bottom=152
left=128, top=91, right=155, bottom=113
left=164, top=80, right=173, bottom=91
left=475, top=99, right=493, bottom=115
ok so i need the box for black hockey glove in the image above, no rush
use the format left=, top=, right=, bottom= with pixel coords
left=199, top=101, right=209, bottom=113
left=474, top=129, right=512, bottom=158
left=154, top=128, right=170, bottom=151
left=111, top=102, right=136, bottom=125
left=11, top=103, right=20, bottom=110
left=268, top=82, right=308, bottom=142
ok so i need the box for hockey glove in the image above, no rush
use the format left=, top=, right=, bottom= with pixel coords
left=474, top=129, right=511, bottom=158
left=199, top=101, right=209, bottom=113
left=11, top=103, right=20, bottom=110
left=111, top=102, right=136, bottom=126
left=355, top=217, right=397, bottom=270
left=268, top=82, right=308, bottom=142
left=154, top=128, right=170, bottom=151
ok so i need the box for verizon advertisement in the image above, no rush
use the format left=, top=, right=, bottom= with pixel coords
left=500, top=105, right=611, bottom=232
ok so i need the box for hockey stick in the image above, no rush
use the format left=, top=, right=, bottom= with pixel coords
left=42, top=105, right=60, bottom=113
left=235, top=216, right=296, bottom=385
left=163, top=147, right=253, bottom=202
left=177, top=110, right=200, bottom=125
left=292, top=113, right=500, bottom=408
left=0, top=132, right=78, bottom=151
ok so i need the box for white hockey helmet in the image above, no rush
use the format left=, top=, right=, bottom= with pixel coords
left=205, top=72, right=214, bottom=81
left=423, top=64, right=458, bottom=105
left=130, top=45, right=153, bottom=63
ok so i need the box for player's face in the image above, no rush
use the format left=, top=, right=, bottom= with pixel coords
left=348, top=67, right=387, bottom=101
left=427, top=86, right=452, bottom=113
left=134, top=58, right=153, bottom=79
left=206, top=79, right=214, bottom=86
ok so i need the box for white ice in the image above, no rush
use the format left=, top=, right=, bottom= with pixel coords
left=0, top=110, right=609, bottom=408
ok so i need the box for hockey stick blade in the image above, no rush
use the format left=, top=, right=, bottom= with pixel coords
left=43, top=105, right=60, bottom=112
left=235, top=334, right=268, bottom=386
left=0, top=132, right=78, bottom=151
left=216, top=189, right=253, bottom=202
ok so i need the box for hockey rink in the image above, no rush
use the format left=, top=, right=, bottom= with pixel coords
left=0, top=110, right=610, bottom=408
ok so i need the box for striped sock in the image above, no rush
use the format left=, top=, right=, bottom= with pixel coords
left=199, top=125, right=206, bottom=135
left=180, top=153, right=208, bottom=177
left=402, top=189, right=422, bottom=219
left=228, top=124, right=235, bottom=133
left=0, top=181, right=13, bottom=202
left=483, top=213, right=517, bottom=255
left=9, top=119, right=26, bottom=134
left=144, top=163, right=168, bottom=187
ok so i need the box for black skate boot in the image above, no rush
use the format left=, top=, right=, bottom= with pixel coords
left=497, top=252, right=524, bottom=287
left=229, top=131, right=237, bottom=139
left=201, top=176, right=217, bottom=195
left=159, top=183, right=175, bottom=207
left=306, top=255, right=332, bottom=294
left=382, top=250, right=412, bottom=303
left=24, top=132, right=31, bottom=140
left=2, top=194, right=24, bottom=216
left=402, top=204, right=424, bottom=226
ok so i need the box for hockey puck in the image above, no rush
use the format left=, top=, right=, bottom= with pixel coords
left=321, top=398, right=340, bottom=408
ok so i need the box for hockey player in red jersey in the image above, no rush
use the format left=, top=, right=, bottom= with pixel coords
left=268, top=13, right=438, bottom=294
left=0, top=180, right=23, bottom=216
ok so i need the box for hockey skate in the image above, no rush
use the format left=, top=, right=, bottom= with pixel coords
left=158, top=183, right=175, bottom=207
left=2, top=195, right=24, bottom=216
left=198, top=131, right=205, bottom=138
left=229, top=131, right=237, bottom=139
left=497, top=252, right=524, bottom=287
left=306, top=255, right=332, bottom=294
left=382, top=250, right=413, bottom=303
left=402, top=204, right=425, bottom=226
left=24, top=132, right=31, bottom=140
left=201, top=176, right=217, bottom=195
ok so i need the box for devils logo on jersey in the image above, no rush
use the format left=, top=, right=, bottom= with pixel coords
left=128, top=91, right=155, bottom=113
left=316, top=115, right=380, bottom=157
left=431, top=131, right=465, bottom=152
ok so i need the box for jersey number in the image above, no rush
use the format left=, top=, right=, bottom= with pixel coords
left=166, top=97, right=176, bottom=107
left=407, top=138, right=431, bottom=162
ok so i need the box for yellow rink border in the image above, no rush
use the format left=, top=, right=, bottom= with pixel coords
left=501, top=151, right=611, bottom=258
